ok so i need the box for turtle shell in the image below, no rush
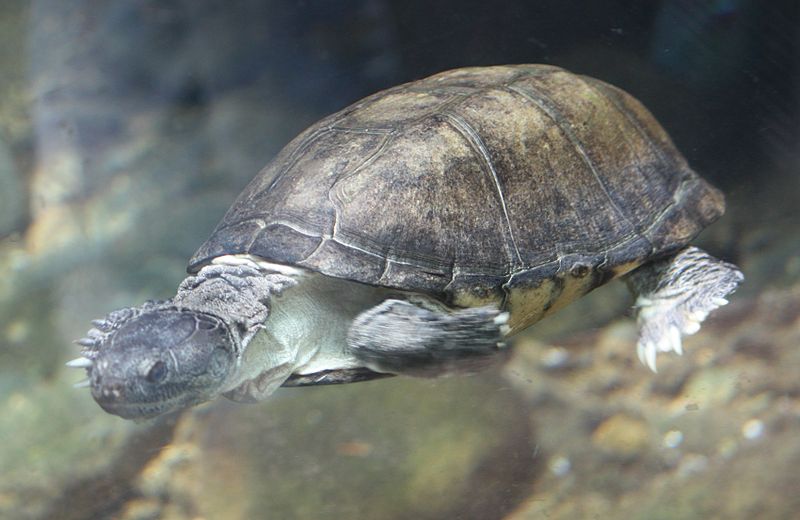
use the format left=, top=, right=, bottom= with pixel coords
left=189, top=65, right=724, bottom=332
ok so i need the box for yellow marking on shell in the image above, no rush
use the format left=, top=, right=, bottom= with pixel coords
left=541, top=259, right=645, bottom=321
left=504, top=279, right=556, bottom=335
left=503, top=258, right=645, bottom=335
left=541, top=273, right=593, bottom=317
left=451, top=291, right=502, bottom=310
left=611, top=259, right=645, bottom=278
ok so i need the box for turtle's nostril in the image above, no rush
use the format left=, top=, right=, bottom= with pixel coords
left=98, top=381, right=126, bottom=401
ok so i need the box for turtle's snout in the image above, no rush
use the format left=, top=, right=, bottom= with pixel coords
left=84, top=354, right=189, bottom=420
left=91, top=372, right=127, bottom=406
left=89, top=359, right=126, bottom=400
left=96, top=381, right=125, bottom=401
left=85, top=357, right=156, bottom=419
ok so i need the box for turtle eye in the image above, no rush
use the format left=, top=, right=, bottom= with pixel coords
left=146, top=361, right=168, bottom=383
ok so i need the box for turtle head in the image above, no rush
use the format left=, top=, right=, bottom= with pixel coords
left=71, top=262, right=299, bottom=420
left=74, top=305, right=238, bottom=420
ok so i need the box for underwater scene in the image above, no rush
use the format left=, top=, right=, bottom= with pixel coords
left=0, top=1, right=798, bottom=519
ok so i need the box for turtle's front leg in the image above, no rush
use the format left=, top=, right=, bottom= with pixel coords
left=625, top=246, right=743, bottom=372
left=346, top=299, right=510, bottom=377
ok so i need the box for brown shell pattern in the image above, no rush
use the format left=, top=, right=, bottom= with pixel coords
left=189, top=65, right=724, bottom=332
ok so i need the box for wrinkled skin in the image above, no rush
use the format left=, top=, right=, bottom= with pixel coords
left=88, top=307, right=237, bottom=419
left=72, top=261, right=297, bottom=420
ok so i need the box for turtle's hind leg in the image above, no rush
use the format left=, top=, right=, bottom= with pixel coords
left=346, top=298, right=510, bottom=378
left=625, top=246, right=743, bottom=372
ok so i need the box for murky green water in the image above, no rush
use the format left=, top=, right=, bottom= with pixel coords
left=1, top=1, right=798, bottom=519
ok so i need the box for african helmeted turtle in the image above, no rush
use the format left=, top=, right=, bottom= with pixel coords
left=70, top=64, right=743, bottom=419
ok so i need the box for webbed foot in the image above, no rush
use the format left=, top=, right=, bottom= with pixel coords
left=347, top=298, right=510, bottom=377
left=625, top=246, right=743, bottom=371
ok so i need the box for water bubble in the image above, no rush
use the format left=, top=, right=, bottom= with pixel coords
left=663, top=429, right=684, bottom=449
left=549, top=455, right=571, bottom=477
left=741, top=419, right=764, bottom=440
left=541, top=347, right=569, bottom=369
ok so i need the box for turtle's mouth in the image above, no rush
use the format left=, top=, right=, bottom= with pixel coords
left=93, top=394, right=174, bottom=420
left=87, top=369, right=191, bottom=420
left=93, top=393, right=180, bottom=421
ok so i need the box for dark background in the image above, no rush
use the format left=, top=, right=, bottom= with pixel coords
left=152, top=0, right=798, bottom=190
left=34, top=0, right=797, bottom=191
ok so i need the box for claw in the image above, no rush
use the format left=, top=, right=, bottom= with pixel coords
left=73, top=378, right=91, bottom=388
left=74, top=337, right=98, bottom=348
left=637, top=340, right=658, bottom=372
left=669, top=326, right=683, bottom=356
left=494, top=312, right=511, bottom=336
left=66, top=357, right=93, bottom=368
left=683, top=320, right=701, bottom=335
left=493, top=312, right=510, bottom=325
left=91, top=319, right=112, bottom=331
left=65, top=357, right=93, bottom=368
left=645, top=342, right=658, bottom=372
left=688, top=310, right=710, bottom=323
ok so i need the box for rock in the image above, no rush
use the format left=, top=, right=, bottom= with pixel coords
left=591, top=413, right=652, bottom=459
left=671, top=366, right=741, bottom=412
left=505, top=255, right=800, bottom=519
left=0, top=376, right=153, bottom=519
left=129, top=375, right=536, bottom=520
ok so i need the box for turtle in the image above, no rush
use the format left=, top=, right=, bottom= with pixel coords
left=69, top=64, right=743, bottom=420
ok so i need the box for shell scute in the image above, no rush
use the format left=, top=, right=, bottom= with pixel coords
left=189, top=65, right=724, bottom=329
